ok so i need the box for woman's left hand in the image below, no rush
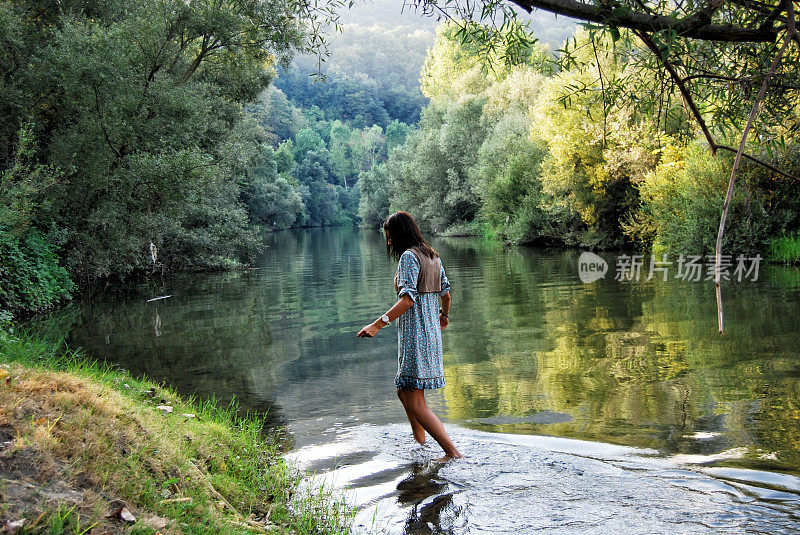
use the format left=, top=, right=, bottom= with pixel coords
left=357, top=322, right=381, bottom=338
left=440, top=315, right=449, bottom=330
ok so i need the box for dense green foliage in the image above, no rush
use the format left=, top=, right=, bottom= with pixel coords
left=246, top=21, right=427, bottom=230
left=769, top=232, right=800, bottom=265
left=3, top=0, right=798, bottom=317
left=276, top=68, right=422, bottom=126
left=362, top=22, right=800, bottom=256
left=0, top=122, right=74, bottom=314
left=0, top=230, right=75, bottom=315
left=0, top=0, right=335, bottom=313
left=628, top=145, right=796, bottom=257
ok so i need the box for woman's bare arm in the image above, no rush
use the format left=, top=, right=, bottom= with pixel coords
left=440, top=292, right=450, bottom=330
left=356, top=294, right=414, bottom=338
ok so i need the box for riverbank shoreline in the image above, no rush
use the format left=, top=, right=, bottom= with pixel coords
left=0, top=328, right=353, bottom=534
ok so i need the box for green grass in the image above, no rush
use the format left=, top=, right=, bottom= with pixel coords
left=0, top=324, right=354, bottom=534
left=38, top=503, right=97, bottom=534
left=768, top=232, right=800, bottom=265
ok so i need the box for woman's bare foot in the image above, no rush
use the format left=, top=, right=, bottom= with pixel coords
left=435, top=452, right=463, bottom=463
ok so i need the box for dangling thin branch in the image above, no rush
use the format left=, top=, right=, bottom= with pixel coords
left=591, top=37, right=608, bottom=148
left=715, top=144, right=800, bottom=182
left=714, top=32, right=791, bottom=333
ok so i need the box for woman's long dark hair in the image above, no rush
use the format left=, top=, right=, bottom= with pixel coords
left=383, top=211, right=437, bottom=261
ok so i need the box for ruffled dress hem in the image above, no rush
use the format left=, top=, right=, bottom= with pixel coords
left=395, top=375, right=445, bottom=390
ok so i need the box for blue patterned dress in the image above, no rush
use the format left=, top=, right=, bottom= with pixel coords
left=395, top=249, right=451, bottom=390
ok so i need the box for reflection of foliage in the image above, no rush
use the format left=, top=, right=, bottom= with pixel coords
left=435, top=239, right=800, bottom=470
left=31, top=229, right=800, bottom=474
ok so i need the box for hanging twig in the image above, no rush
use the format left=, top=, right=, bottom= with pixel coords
left=591, top=37, right=608, bottom=147
left=714, top=32, right=791, bottom=333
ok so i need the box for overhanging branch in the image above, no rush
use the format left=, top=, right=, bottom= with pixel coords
left=508, top=0, right=780, bottom=42
left=633, top=30, right=719, bottom=154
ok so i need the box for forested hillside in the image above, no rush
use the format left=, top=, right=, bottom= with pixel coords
left=280, top=24, right=434, bottom=125
left=249, top=10, right=438, bottom=234
left=244, top=85, right=410, bottom=228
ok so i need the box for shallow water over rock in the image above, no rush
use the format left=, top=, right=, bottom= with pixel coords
left=289, top=423, right=800, bottom=534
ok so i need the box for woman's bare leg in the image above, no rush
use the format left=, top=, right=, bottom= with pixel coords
left=398, top=390, right=427, bottom=444
left=398, top=389, right=462, bottom=460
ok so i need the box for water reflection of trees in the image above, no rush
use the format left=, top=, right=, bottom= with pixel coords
left=435, top=239, right=800, bottom=471
left=54, top=228, right=406, bottom=436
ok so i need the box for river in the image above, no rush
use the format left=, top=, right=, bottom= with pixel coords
left=36, top=227, right=800, bottom=533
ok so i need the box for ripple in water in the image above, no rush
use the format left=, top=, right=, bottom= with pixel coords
left=287, top=424, right=800, bottom=534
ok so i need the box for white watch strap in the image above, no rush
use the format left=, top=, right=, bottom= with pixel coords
left=381, top=314, right=390, bottom=324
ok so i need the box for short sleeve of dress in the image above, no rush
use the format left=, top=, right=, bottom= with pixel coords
left=439, top=261, right=450, bottom=296
left=397, top=250, right=419, bottom=301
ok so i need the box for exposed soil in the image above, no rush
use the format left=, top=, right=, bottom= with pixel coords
left=0, top=367, right=173, bottom=534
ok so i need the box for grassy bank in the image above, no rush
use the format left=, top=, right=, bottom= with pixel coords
left=769, top=232, right=800, bottom=265
left=0, top=327, right=353, bottom=534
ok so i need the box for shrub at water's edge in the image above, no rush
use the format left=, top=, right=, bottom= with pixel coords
left=0, top=326, right=354, bottom=534
left=0, top=229, right=75, bottom=316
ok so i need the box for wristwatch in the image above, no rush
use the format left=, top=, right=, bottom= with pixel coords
left=439, top=308, right=449, bottom=318
left=380, top=314, right=390, bottom=325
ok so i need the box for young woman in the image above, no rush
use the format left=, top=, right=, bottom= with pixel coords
left=357, top=211, right=462, bottom=461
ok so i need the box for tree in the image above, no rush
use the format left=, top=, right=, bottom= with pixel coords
left=358, top=163, right=393, bottom=227
left=329, top=120, right=354, bottom=186
left=241, top=146, right=304, bottom=228
left=293, top=128, right=326, bottom=162
left=385, top=120, right=412, bottom=155
left=275, top=141, right=296, bottom=174
left=246, top=87, right=306, bottom=144
left=295, top=149, right=341, bottom=225
left=387, top=96, right=488, bottom=233
left=472, top=113, right=552, bottom=243
left=360, top=125, right=385, bottom=171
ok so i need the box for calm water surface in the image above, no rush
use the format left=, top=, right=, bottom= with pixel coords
left=41, top=228, right=800, bottom=533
